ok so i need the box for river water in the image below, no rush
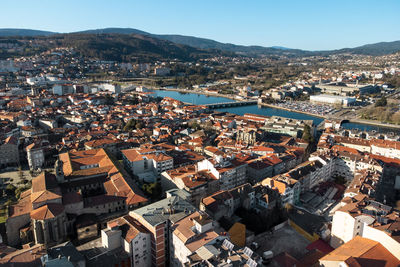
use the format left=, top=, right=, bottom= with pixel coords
left=153, top=90, right=399, bottom=133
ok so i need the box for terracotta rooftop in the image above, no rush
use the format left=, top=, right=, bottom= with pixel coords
left=30, top=203, right=65, bottom=220
left=320, top=236, right=400, bottom=266
left=108, top=215, right=149, bottom=243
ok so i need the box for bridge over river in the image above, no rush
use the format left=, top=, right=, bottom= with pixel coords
left=197, top=100, right=258, bottom=109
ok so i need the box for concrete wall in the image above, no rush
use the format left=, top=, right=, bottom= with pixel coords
left=101, top=229, right=121, bottom=250
left=171, top=232, right=192, bottom=266
left=0, top=143, right=19, bottom=166
left=6, top=214, right=30, bottom=246
left=330, top=211, right=355, bottom=248
left=131, top=232, right=151, bottom=267
left=362, top=224, right=400, bottom=260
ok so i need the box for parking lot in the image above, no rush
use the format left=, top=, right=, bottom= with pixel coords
left=253, top=224, right=310, bottom=259
left=275, top=101, right=337, bottom=116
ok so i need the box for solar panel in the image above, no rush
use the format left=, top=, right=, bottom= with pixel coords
left=247, top=258, right=257, bottom=267
left=243, top=246, right=253, bottom=257
left=222, top=239, right=234, bottom=251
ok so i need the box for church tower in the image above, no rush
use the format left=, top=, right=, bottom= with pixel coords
left=54, top=159, right=64, bottom=183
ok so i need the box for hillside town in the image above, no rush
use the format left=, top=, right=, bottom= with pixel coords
left=0, top=26, right=400, bottom=267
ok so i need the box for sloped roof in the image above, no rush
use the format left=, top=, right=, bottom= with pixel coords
left=30, top=203, right=64, bottom=220
left=32, top=172, right=58, bottom=193
left=31, top=172, right=61, bottom=204
left=320, top=236, right=400, bottom=266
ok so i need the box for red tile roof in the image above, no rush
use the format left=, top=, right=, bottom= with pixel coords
left=30, top=203, right=64, bottom=220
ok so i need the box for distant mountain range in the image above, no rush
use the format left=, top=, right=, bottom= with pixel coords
left=0, top=28, right=55, bottom=37
left=0, top=27, right=399, bottom=57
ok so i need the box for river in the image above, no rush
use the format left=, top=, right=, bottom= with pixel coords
left=153, top=90, right=400, bottom=133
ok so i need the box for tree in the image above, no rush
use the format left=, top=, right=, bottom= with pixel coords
left=135, top=122, right=143, bottom=130
left=105, top=94, right=114, bottom=105
left=142, top=183, right=162, bottom=200
left=15, top=187, right=26, bottom=199
left=130, top=96, right=139, bottom=105
left=302, top=124, right=314, bottom=143
left=5, top=184, right=16, bottom=197
left=189, top=121, right=201, bottom=130
left=123, top=119, right=136, bottom=132
left=375, top=96, right=387, bottom=107
left=334, top=175, right=346, bottom=185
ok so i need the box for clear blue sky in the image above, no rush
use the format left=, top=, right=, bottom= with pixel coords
left=1, top=0, right=399, bottom=50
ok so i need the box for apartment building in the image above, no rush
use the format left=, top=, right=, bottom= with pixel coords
left=199, top=183, right=278, bottom=221
left=161, top=164, right=220, bottom=207
left=26, top=142, right=45, bottom=170
left=319, top=132, right=400, bottom=159
left=197, top=156, right=247, bottom=191
left=171, top=212, right=222, bottom=266
left=130, top=196, right=197, bottom=267
left=122, top=148, right=174, bottom=183
left=104, top=215, right=152, bottom=267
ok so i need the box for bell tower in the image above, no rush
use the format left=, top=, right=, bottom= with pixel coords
left=55, top=159, right=64, bottom=183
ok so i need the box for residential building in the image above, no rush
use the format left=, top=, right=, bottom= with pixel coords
left=0, top=136, right=19, bottom=167
left=161, top=164, right=220, bottom=207
left=26, top=142, right=45, bottom=170
left=130, top=196, right=197, bottom=267
left=171, top=212, right=223, bottom=266
left=105, top=215, right=151, bottom=267
left=200, top=183, right=256, bottom=220
left=154, top=67, right=170, bottom=76
left=53, top=84, right=74, bottom=96
left=197, top=157, right=247, bottom=191
left=122, top=148, right=173, bottom=183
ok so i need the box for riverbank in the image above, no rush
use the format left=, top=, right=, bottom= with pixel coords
left=260, top=103, right=400, bottom=130
left=259, top=103, right=326, bottom=119
left=151, top=89, right=400, bottom=132
left=346, top=118, right=400, bottom=129
left=152, top=87, right=240, bottom=101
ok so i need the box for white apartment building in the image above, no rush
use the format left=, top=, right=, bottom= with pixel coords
left=197, top=157, right=247, bottom=191
left=53, top=84, right=74, bottom=96
left=330, top=208, right=400, bottom=260
left=370, top=142, right=400, bottom=159
left=122, top=148, right=174, bottom=183
left=97, top=83, right=121, bottom=94
left=171, top=212, right=222, bottom=266
left=26, top=143, right=45, bottom=170
left=262, top=177, right=301, bottom=205
left=103, top=215, right=152, bottom=267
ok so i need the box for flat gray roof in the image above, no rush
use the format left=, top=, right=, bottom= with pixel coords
left=132, top=196, right=196, bottom=226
